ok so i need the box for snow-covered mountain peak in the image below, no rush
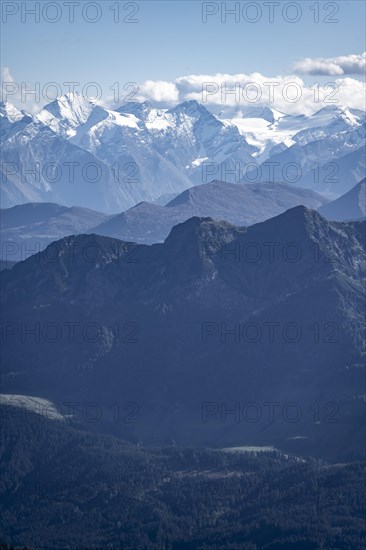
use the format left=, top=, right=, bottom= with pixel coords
left=116, top=101, right=172, bottom=131
left=44, top=91, right=95, bottom=119
left=107, top=110, right=140, bottom=127
left=167, top=99, right=212, bottom=120
left=217, top=101, right=366, bottom=162
left=289, top=104, right=365, bottom=148
left=117, top=100, right=153, bottom=119
left=311, top=104, right=363, bottom=127
left=37, top=92, right=98, bottom=137
left=2, top=95, right=365, bottom=212
left=144, top=108, right=171, bottom=131
left=0, top=100, right=25, bottom=122
left=218, top=105, right=285, bottom=124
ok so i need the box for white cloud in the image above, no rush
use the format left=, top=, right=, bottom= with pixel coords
left=293, top=53, right=366, bottom=75
left=0, top=66, right=19, bottom=103
left=2, top=65, right=365, bottom=116
left=1, top=66, right=40, bottom=113
left=1, top=66, right=15, bottom=85
left=138, top=72, right=366, bottom=115
left=335, top=77, right=366, bottom=109
left=138, top=80, right=179, bottom=103
left=64, top=72, right=366, bottom=115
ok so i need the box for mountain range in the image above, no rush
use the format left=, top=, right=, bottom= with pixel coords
left=3, top=179, right=364, bottom=260
left=1, top=206, right=365, bottom=460
left=0, top=201, right=109, bottom=261
left=92, top=180, right=327, bottom=243
left=0, top=180, right=328, bottom=258
left=318, top=178, right=366, bottom=221
left=1, top=95, right=365, bottom=213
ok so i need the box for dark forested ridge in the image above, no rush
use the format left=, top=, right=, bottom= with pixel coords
left=1, top=208, right=365, bottom=460
left=1, top=405, right=365, bottom=550
left=1, top=208, right=366, bottom=548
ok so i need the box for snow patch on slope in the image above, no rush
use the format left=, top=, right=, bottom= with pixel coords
left=0, top=394, right=65, bottom=421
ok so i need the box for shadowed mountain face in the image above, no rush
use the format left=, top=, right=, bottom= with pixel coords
left=1, top=207, right=365, bottom=459
left=91, top=180, right=327, bottom=243
left=318, top=179, right=366, bottom=221
left=0, top=202, right=110, bottom=261
left=0, top=181, right=328, bottom=259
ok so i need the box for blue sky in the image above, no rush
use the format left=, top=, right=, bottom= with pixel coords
left=1, top=1, right=365, bottom=112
